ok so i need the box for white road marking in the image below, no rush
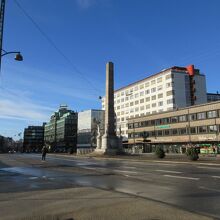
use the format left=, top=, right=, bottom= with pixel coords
left=199, top=186, right=220, bottom=192
left=163, top=174, right=199, bottom=180
left=197, top=166, right=220, bottom=170
left=29, top=177, right=38, bottom=180
left=156, top=169, right=182, bottom=174
left=113, top=170, right=139, bottom=174
left=122, top=166, right=137, bottom=169
left=212, top=176, right=220, bottom=179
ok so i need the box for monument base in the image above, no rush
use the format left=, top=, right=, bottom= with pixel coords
left=95, top=134, right=123, bottom=155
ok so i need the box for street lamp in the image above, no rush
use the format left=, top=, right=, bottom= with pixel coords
left=0, top=0, right=23, bottom=71
left=1, top=49, right=23, bottom=61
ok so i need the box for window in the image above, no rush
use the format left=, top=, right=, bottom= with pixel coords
left=130, top=108, right=134, bottom=113
left=151, top=87, right=156, bottom=93
left=121, top=104, right=124, bottom=109
left=135, top=107, right=139, bottom=112
left=145, top=97, right=150, bottom=102
left=146, top=104, right=150, bottom=109
left=198, top=126, right=207, bottom=133
left=151, top=80, right=156, bottom=85
left=145, top=89, right=150, bottom=95
left=130, top=95, right=134, bottom=100
left=121, top=98, right=124, bottom=102
left=189, top=114, right=196, bottom=121
left=151, top=95, right=156, bottom=101
left=179, top=128, right=187, bottom=135
left=134, top=122, right=139, bottom=128
left=140, top=91, right=144, bottom=96
left=152, top=103, right=156, bottom=108
left=125, top=103, right=129, bottom=107
left=164, top=130, right=170, bottom=136
left=158, top=93, right=163, bottom=99
left=157, top=85, right=163, bottom=91
left=140, top=98, right=144, bottom=103
left=130, top=102, right=134, bottom=106
left=117, top=93, right=120, bottom=97
left=134, top=86, right=138, bottom=91
left=172, top=129, right=178, bottom=135
left=166, top=90, right=174, bottom=96
left=197, top=112, right=206, bottom=120
left=209, top=125, right=217, bottom=133
left=117, top=106, right=120, bottom=110
left=125, top=97, right=129, bottom=101
left=138, top=105, right=144, bottom=111
left=158, top=101, right=163, bottom=107
left=145, top=82, right=149, bottom=87
left=171, top=116, right=178, bottom=123
left=121, top=91, right=124, bottom=96
left=121, top=111, right=124, bottom=115
left=179, top=115, right=187, bottom=122
left=135, top=100, right=139, bottom=105
left=139, top=84, right=144, bottom=89
left=165, top=73, right=173, bottom=80
left=135, top=93, right=139, bottom=98
left=166, top=82, right=172, bottom=88
left=117, top=99, right=120, bottom=104
left=190, top=127, right=197, bottom=134
left=157, top=130, right=163, bottom=136
left=157, top=77, right=162, bottom=83
left=167, top=98, right=175, bottom=104
left=140, top=106, right=145, bottom=111
left=207, top=110, right=217, bottom=118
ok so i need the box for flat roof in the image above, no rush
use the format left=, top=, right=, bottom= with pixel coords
left=114, top=66, right=201, bottom=93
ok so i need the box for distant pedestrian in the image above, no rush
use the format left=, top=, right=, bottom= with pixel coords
left=213, top=147, right=216, bottom=156
left=42, top=146, right=47, bottom=161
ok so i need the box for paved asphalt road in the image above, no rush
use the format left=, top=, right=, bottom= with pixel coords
left=0, top=153, right=220, bottom=219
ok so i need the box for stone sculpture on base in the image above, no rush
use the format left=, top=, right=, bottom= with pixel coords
left=96, top=62, right=122, bottom=154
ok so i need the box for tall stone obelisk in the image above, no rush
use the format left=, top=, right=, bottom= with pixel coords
left=96, top=62, right=122, bottom=154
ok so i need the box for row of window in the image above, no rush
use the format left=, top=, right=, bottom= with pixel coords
left=114, top=99, right=175, bottom=112
left=128, top=125, right=219, bottom=138
left=128, top=110, right=219, bottom=129
left=114, top=91, right=175, bottom=105
left=112, top=75, right=173, bottom=99
left=113, top=89, right=174, bottom=105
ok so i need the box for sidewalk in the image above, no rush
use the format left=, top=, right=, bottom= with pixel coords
left=1, top=187, right=213, bottom=220
left=50, top=152, right=220, bottom=166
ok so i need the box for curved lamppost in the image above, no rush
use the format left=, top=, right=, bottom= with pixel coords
left=0, top=0, right=23, bottom=71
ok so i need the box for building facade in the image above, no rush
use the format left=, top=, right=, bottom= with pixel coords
left=77, top=109, right=104, bottom=154
left=44, top=105, right=78, bottom=152
left=23, top=125, right=45, bottom=152
left=127, top=101, right=220, bottom=154
left=102, top=65, right=207, bottom=140
left=207, top=93, right=220, bottom=102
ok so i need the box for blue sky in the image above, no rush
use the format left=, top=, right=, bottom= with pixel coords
left=0, top=0, right=220, bottom=139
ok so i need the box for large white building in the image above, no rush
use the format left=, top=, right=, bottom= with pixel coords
left=102, top=65, right=207, bottom=140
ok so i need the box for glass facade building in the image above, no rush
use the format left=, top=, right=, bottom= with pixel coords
left=77, top=109, right=104, bottom=152
left=44, top=105, right=78, bottom=152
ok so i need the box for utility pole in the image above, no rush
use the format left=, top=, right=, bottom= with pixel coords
left=0, top=0, right=6, bottom=70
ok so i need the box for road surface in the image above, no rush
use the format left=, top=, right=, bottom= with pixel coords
left=0, top=153, right=219, bottom=220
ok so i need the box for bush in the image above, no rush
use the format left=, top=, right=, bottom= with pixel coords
left=186, top=147, right=199, bottom=161
left=155, top=147, right=165, bottom=158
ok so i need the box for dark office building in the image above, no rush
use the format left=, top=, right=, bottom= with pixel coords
left=44, top=105, right=78, bottom=152
left=23, top=125, right=45, bottom=152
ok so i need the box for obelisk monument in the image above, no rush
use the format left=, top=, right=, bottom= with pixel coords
left=96, top=62, right=122, bottom=154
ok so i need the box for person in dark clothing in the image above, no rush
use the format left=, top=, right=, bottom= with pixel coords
left=42, top=146, right=47, bottom=161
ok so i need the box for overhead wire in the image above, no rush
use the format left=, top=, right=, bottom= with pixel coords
left=13, top=0, right=103, bottom=97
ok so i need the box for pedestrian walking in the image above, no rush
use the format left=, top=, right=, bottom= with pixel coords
left=42, top=146, right=47, bottom=161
